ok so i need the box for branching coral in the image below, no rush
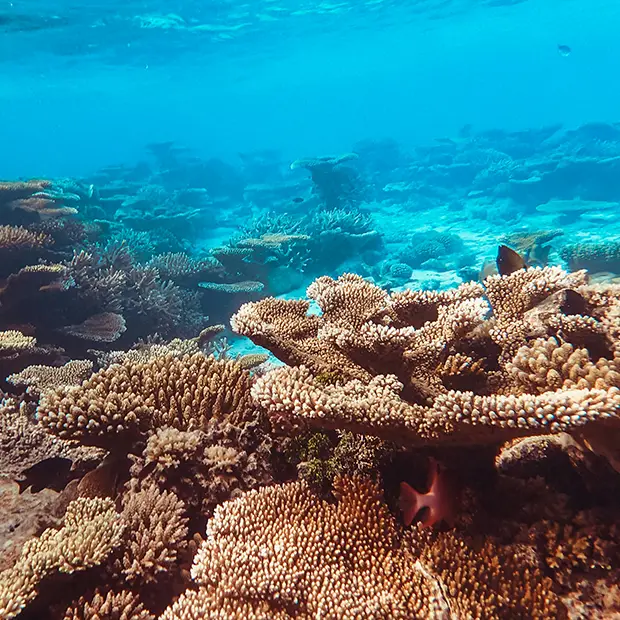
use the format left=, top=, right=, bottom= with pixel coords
left=111, top=484, right=188, bottom=588
left=65, top=245, right=204, bottom=339
left=8, top=359, right=94, bottom=396
left=37, top=353, right=256, bottom=450
left=162, top=477, right=561, bottom=619
left=146, top=252, right=224, bottom=287
left=0, top=497, right=124, bottom=619
left=62, top=589, right=155, bottom=620
left=233, top=268, right=620, bottom=455
left=0, top=394, right=103, bottom=485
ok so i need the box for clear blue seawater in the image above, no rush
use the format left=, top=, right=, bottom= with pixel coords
left=1, top=0, right=619, bottom=176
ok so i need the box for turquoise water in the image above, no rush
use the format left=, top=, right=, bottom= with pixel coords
left=2, top=0, right=619, bottom=175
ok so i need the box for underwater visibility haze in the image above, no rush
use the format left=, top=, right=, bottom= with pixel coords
left=1, top=0, right=620, bottom=618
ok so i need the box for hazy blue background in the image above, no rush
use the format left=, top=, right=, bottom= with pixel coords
left=1, top=0, right=618, bottom=178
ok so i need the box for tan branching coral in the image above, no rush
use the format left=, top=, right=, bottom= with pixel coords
left=37, top=353, right=255, bottom=449
left=162, top=477, right=561, bottom=619
left=484, top=266, right=589, bottom=356
left=0, top=225, right=51, bottom=251
left=62, top=589, right=154, bottom=620
left=0, top=330, right=36, bottom=354
left=0, top=497, right=124, bottom=619
left=113, top=484, right=188, bottom=586
left=0, top=479, right=62, bottom=573
left=8, top=359, right=94, bottom=395
left=130, top=424, right=273, bottom=518
left=253, top=364, right=620, bottom=445
left=507, top=337, right=620, bottom=393
left=235, top=269, right=620, bottom=452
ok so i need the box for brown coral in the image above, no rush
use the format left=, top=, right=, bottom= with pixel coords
left=253, top=364, right=620, bottom=445
left=162, top=477, right=561, bottom=619
left=60, top=312, right=127, bottom=343
left=113, top=484, right=188, bottom=587
left=0, top=224, right=51, bottom=251
left=234, top=269, right=620, bottom=453
left=62, top=589, right=154, bottom=620
left=37, top=353, right=256, bottom=449
left=8, top=359, right=94, bottom=396
left=0, top=497, right=124, bottom=619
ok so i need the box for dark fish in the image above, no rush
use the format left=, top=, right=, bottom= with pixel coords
left=496, top=244, right=527, bottom=276
left=292, top=197, right=304, bottom=203
left=557, top=44, right=572, bottom=57
left=559, top=289, right=589, bottom=316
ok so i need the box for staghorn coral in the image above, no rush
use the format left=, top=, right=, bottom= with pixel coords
left=161, top=477, right=561, bottom=619
left=65, top=246, right=205, bottom=340
left=0, top=497, right=124, bottom=619
left=286, top=429, right=389, bottom=492
left=37, top=353, right=256, bottom=450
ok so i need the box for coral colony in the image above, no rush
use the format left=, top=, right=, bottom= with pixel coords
left=1, top=123, right=620, bottom=618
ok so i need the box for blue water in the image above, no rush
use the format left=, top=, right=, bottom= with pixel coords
left=2, top=0, right=619, bottom=176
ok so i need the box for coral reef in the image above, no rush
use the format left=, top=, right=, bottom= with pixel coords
left=4, top=120, right=620, bottom=618
left=162, top=477, right=560, bottom=619
left=233, top=267, right=620, bottom=455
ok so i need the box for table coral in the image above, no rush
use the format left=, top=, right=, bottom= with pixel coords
left=233, top=268, right=620, bottom=457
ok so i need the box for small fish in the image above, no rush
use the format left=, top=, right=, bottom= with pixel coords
left=292, top=197, right=304, bottom=203
left=557, top=44, right=572, bottom=57
left=399, top=458, right=456, bottom=528
left=496, top=244, right=527, bottom=276
left=559, top=289, right=589, bottom=316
